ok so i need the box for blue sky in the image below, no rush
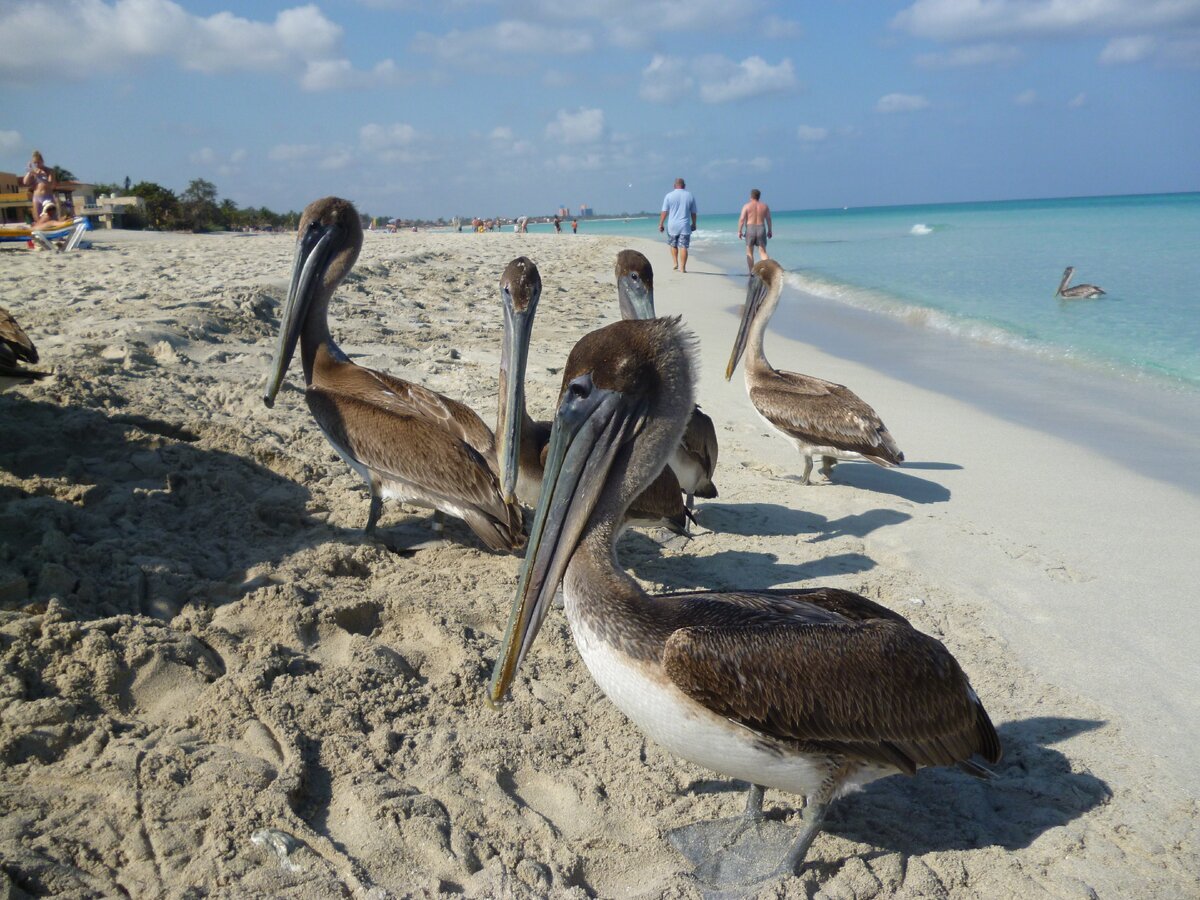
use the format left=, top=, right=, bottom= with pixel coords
left=2, top=0, right=1198, bottom=219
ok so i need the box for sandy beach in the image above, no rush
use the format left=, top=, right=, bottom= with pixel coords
left=2, top=228, right=1198, bottom=898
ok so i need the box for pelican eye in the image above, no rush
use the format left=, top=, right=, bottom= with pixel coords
left=567, top=377, right=591, bottom=400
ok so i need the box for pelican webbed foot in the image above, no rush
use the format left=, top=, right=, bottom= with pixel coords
left=667, top=786, right=833, bottom=891
left=821, top=456, right=838, bottom=480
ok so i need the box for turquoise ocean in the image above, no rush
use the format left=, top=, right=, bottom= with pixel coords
left=527, top=193, right=1200, bottom=490
left=536, top=192, right=1200, bottom=392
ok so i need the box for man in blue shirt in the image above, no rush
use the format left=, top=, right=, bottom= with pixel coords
left=658, top=177, right=698, bottom=273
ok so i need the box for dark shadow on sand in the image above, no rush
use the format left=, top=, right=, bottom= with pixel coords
left=625, top=544, right=877, bottom=592
left=695, top=502, right=911, bottom=541
left=822, top=462, right=952, bottom=504
left=0, top=394, right=401, bottom=621
left=822, top=716, right=1110, bottom=854
left=678, top=717, right=1109, bottom=860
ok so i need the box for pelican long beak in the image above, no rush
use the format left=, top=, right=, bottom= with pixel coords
left=725, top=271, right=769, bottom=380
left=263, top=222, right=338, bottom=407
left=497, top=301, right=535, bottom=503
left=489, top=373, right=644, bottom=704
left=617, top=274, right=656, bottom=321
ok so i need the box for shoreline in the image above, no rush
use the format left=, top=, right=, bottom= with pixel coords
left=1, top=229, right=1196, bottom=895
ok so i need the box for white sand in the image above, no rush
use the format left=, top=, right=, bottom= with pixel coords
left=1, top=229, right=1197, bottom=897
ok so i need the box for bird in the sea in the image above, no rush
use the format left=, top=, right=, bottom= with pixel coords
left=615, top=249, right=718, bottom=507
left=262, top=196, right=524, bottom=552
left=489, top=316, right=1000, bottom=885
left=0, top=307, right=50, bottom=392
left=496, top=255, right=691, bottom=535
left=726, top=260, right=903, bottom=484
left=1056, top=267, right=1105, bottom=299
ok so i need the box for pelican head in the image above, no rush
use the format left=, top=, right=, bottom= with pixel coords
left=615, top=249, right=656, bottom=320
left=489, top=317, right=696, bottom=704
left=1056, top=267, right=1076, bottom=297
left=263, top=197, right=363, bottom=407
left=497, top=256, right=542, bottom=503
left=726, top=258, right=783, bottom=380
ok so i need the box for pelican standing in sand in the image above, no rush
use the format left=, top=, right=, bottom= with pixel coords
left=263, top=196, right=524, bottom=552
left=496, top=256, right=690, bottom=534
left=1056, top=267, right=1105, bottom=299
left=0, top=307, right=50, bottom=392
left=490, top=317, right=1000, bottom=884
left=726, top=260, right=903, bottom=484
left=615, top=249, right=719, bottom=507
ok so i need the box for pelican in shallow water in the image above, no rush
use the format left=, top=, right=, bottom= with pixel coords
left=0, top=307, right=50, bottom=392
left=1056, top=267, right=1105, bottom=299
left=727, top=260, right=903, bottom=484
left=615, top=249, right=718, bottom=508
left=496, top=256, right=690, bottom=534
left=263, top=197, right=524, bottom=552
left=489, top=316, right=1000, bottom=882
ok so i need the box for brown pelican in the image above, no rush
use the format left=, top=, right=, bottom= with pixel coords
left=0, top=307, right=50, bottom=392
left=1056, top=267, right=1105, bottom=299
left=263, top=196, right=524, bottom=552
left=615, top=249, right=718, bottom=507
left=497, top=256, right=691, bottom=535
left=726, top=260, right=903, bottom=485
left=489, top=316, right=1000, bottom=883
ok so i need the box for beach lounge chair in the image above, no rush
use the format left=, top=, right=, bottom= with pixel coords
left=0, top=216, right=91, bottom=251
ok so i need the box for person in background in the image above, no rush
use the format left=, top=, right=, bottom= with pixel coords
left=571, top=218, right=578, bottom=234
left=658, top=177, right=697, bottom=273
left=553, top=215, right=562, bottom=234
left=737, top=188, right=773, bottom=273
left=21, top=151, right=55, bottom=222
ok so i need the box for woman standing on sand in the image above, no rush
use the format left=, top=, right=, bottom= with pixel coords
left=21, top=151, right=55, bottom=223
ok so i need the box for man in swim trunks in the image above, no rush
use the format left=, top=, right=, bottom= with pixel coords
left=658, top=177, right=698, bottom=273
left=737, top=188, right=773, bottom=273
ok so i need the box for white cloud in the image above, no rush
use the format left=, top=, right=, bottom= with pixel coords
left=189, top=147, right=218, bottom=166
left=545, top=108, right=606, bottom=145
left=763, top=16, right=804, bottom=39
left=1014, top=88, right=1038, bottom=105
left=489, top=127, right=514, bottom=142
left=0, top=130, right=22, bottom=153
left=1068, top=92, right=1088, bottom=107
left=1100, top=35, right=1157, bottom=63
left=413, top=20, right=592, bottom=59
left=697, top=56, right=797, bottom=103
left=547, top=153, right=606, bottom=173
left=892, top=0, right=1200, bottom=41
left=915, top=42, right=1021, bottom=67
left=703, top=155, right=772, bottom=176
left=877, top=93, right=930, bottom=113
left=268, top=143, right=322, bottom=162
left=360, top=123, right=418, bottom=152
left=0, top=0, right=394, bottom=88
left=796, top=125, right=829, bottom=142
left=639, top=55, right=693, bottom=103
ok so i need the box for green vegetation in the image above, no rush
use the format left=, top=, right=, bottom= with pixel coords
left=90, top=174, right=305, bottom=232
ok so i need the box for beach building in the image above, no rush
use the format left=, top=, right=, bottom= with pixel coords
left=579, top=203, right=593, bottom=217
left=0, top=174, right=145, bottom=227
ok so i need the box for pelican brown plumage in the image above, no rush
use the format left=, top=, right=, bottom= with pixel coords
left=497, top=255, right=690, bottom=534
left=0, top=307, right=50, bottom=392
left=1056, top=267, right=1105, bottom=299
left=262, top=196, right=524, bottom=552
left=489, top=316, right=1000, bottom=884
left=615, top=249, right=718, bottom=507
left=726, top=259, right=903, bottom=485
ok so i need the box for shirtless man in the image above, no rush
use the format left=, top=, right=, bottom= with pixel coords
left=737, top=188, right=772, bottom=273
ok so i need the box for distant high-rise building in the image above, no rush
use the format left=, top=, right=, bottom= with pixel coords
left=579, top=204, right=593, bottom=217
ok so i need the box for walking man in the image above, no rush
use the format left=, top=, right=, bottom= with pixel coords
left=658, top=177, right=698, bottom=273
left=737, top=188, right=772, bottom=273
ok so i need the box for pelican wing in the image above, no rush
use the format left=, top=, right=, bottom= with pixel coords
left=307, top=387, right=523, bottom=550
left=322, top=362, right=497, bottom=461
left=663, top=611, right=999, bottom=773
left=680, top=406, right=719, bottom=492
left=0, top=308, right=38, bottom=364
left=750, top=371, right=902, bottom=464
